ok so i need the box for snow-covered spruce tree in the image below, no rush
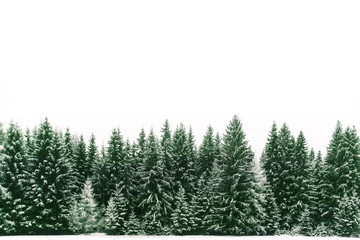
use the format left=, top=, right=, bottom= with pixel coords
left=104, top=197, right=120, bottom=235
left=122, top=140, right=136, bottom=212
left=86, top=133, right=98, bottom=179
left=261, top=123, right=279, bottom=189
left=207, top=115, right=265, bottom=235
left=131, top=129, right=147, bottom=216
left=68, top=179, right=100, bottom=234
left=51, top=131, right=74, bottom=232
left=274, top=124, right=296, bottom=231
left=62, top=128, right=78, bottom=195
left=138, top=129, right=173, bottom=234
left=333, top=193, right=360, bottom=237
left=325, top=126, right=360, bottom=235
left=0, top=122, right=29, bottom=234
left=91, top=145, right=109, bottom=208
left=197, top=125, right=216, bottom=180
left=105, top=128, right=126, bottom=205
left=262, top=181, right=280, bottom=235
left=125, top=210, right=143, bottom=235
left=26, top=118, right=73, bottom=233
left=171, top=186, right=192, bottom=235
left=160, top=120, right=174, bottom=179
left=172, top=124, right=193, bottom=195
left=186, top=127, right=198, bottom=190
left=104, top=186, right=129, bottom=235
left=0, top=185, right=12, bottom=234
left=290, top=131, right=312, bottom=232
left=73, top=135, right=87, bottom=194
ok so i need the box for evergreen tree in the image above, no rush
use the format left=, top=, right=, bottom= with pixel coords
left=27, top=118, right=70, bottom=233
left=104, top=187, right=129, bottom=235
left=139, top=129, right=173, bottom=234
left=68, top=179, right=100, bottom=234
left=290, top=131, right=312, bottom=229
left=91, top=145, right=109, bottom=208
left=51, top=131, right=74, bottom=232
left=86, top=133, right=98, bottom=179
left=261, top=123, right=279, bottom=189
left=324, top=125, right=360, bottom=235
left=197, top=125, right=216, bottom=179
left=125, top=210, right=143, bottom=235
left=73, top=135, right=87, bottom=192
left=172, top=124, right=192, bottom=194
left=271, top=123, right=296, bottom=231
left=333, top=193, right=360, bottom=237
left=0, top=185, right=12, bottom=234
left=106, top=128, right=126, bottom=205
left=104, top=197, right=120, bottom=235
left=262, top=182, right=280, bottom=235
left=160, top=120, right=173, bottom=176
left=171, top=186, right=191, bottom=235
left=133, top=128, right=147, bottom=201
left=208, top=115, right=265, bottom=235
left=0, top=122, right=29, bottom=233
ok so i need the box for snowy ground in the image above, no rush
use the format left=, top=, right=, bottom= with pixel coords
left=0, top=234, right=349, bottom=240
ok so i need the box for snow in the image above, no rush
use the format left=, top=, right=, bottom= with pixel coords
left=0, top=235, right=348, bottom=240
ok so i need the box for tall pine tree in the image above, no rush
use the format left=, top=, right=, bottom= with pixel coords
left=208, top=115, right=265, bottom=235
left=1, top=122, right=29, bottom=233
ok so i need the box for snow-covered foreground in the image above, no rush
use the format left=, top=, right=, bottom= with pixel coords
left=0, top=234, right=348, bottom=240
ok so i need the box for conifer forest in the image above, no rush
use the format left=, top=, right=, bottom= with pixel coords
left=0, top=116, right=359, bottom=237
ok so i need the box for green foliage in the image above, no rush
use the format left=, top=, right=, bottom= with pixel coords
left=124, top=210, right=143, bottom=235
left=1, top=117, right=360, bottom=237
left=171, top=187, right=192, bottom=235
left=197, top=125, right=216, bottom=180
left=91, top=145, right=109, bottom=208
left=73, top=135, right=87, bottom=192
left=333, top=193, right=360, bottom=237
left=0, top=122, right=29, bottom=233
left=208, top=115, right=265, bottom=235
left=86, top=133, right=98, bottom=179
left=68, top=179, right=100, bottom=234
left=139, top=129, right=173, bottom=234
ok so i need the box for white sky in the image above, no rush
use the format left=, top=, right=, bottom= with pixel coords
left=1, top=0, right=360, bottom=157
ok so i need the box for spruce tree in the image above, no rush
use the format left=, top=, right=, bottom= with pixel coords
left=160, top=120, right=173, bottom=176
left=86, top=133, right=98, bottom=179
left=333, top=193, right=360, bottom=237
left=104, top=187, right=129, bottom=235
left=104, top=197, right=120, bottom=235
left=73, top=135, right=87, bottom=193
left=125, top=210, right=143, bottom=235
left=28, top=118, right=69, bottom=233
left=51, top=131, right=74, bottom=232
left=172, top=124, right=192, bottom=194
left=326, top=126, right=360, bottom=235
left=262, top=182, right=280, bottom=235
left=0, top=185, right=12, bottom=234
left=106, top=128, right=126, bottom=205
left=1, top=122, right=29, bottom=233
left=139, top=129, right=173, bottom=234
left=272, top=124, right=296, bottom=231
left=290, top=131, right=312, bottom=229
left=197, top=125, right=216, bottom=180
left=91, top=145, right=109, bottom=208
left=208, top=115, right=265, bottom=235
left=68, top=179, right=100, bottom=234
left=171, top=186, right=192, bottom=235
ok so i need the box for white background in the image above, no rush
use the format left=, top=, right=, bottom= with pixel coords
left=1, top=0, right=360, bottom=157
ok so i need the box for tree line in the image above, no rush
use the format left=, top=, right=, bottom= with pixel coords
left=0, top=116, right=359, bottom=236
